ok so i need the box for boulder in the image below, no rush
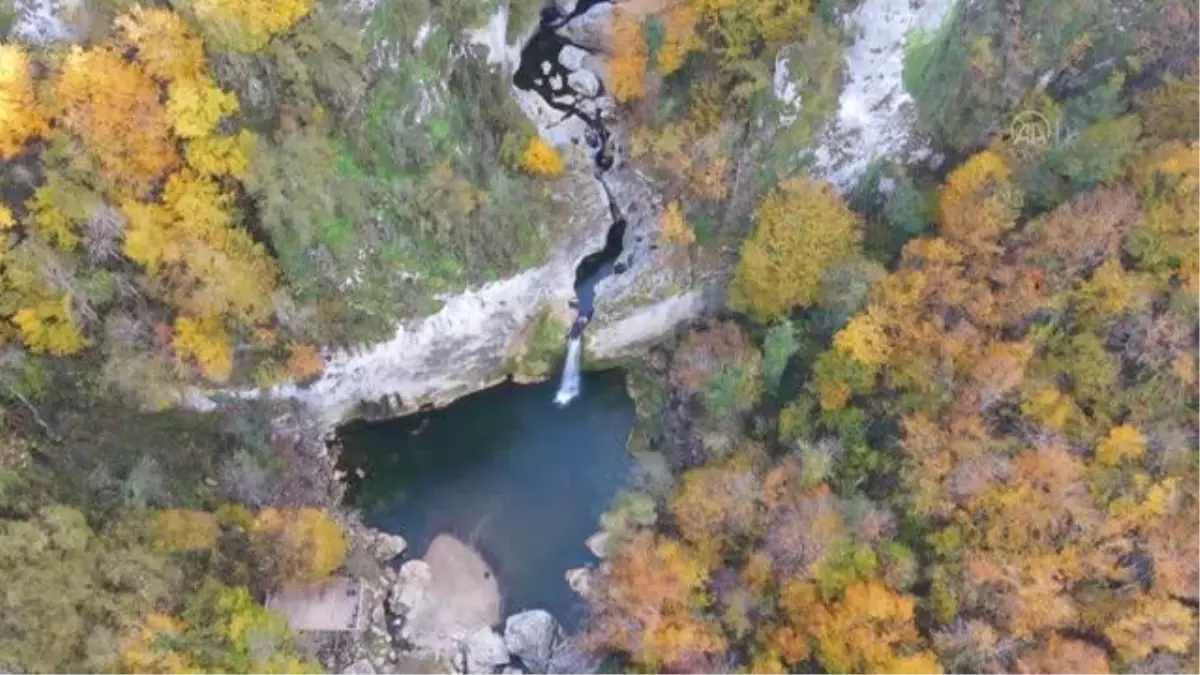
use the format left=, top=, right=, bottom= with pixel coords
left=503, top=610, right=562, bottom=674
left=555, top=2, right=612, bottom=53
left=388, top=560, right=432, bottom=616
left=464, top=627, right=510, bottom=674
left=557, top=45, right=588, bottom=71
left=567, top=70, right=600, bottom=98
left=554, top=0, right=578, bottom=16
left=342, top=659, right=376, bottom=675
left=373, top=532, right=408, bottom=563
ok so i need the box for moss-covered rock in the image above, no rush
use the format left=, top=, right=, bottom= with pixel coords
left=506, top=306, right=569, bottom=383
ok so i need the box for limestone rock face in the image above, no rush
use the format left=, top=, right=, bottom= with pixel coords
left=809, top=0, right=957, bottom=191
left=503, top=610, right=563, bottom=674
left=190, top=2, right=711, bottom=424
left=554, top=2, right=612, bottom=52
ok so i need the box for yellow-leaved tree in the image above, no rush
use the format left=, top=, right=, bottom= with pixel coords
left=172, top=314, right=234, bottom=382
left=184, top=0, right=314, bottom=52
left=167, top=76, right=240, bottom=139
left=250, top=508, right=348, bottom=587
left=123, top=170, right=278, bottom=324
left=605, top=5, right=648, bottom=102
left=185, top=130, right=256, bottom=179
left=150, top=509, right=221, bottom=552
left=0, top=44, right=48, bottom=159
left=731, top=176, right=862, bottom=321
left=659, top=200, right=696, bottom=246
left=520, top=136, right=564, bottom=176
left=11, top=296, right=88, bottom=356
left=54, top=47, right=180, bottom=196
left=116, top=6, right=207, bottom=83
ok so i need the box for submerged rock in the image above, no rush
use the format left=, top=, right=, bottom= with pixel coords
left=503, top=610, right=562, bottom=674
left=401, top=535, right=501, bottom=654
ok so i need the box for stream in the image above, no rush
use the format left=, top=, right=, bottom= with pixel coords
left=337, top=0, right=637, bottom=630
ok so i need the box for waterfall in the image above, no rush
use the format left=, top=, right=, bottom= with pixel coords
left=554, top=336, right=582, bottom=407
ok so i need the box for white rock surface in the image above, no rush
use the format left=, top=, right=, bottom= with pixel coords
left=342, top=658, right=377, bottom=675
left=567, top=70, right=600, bottom=97
left=388, top=560, right=432, bottom=616
left=503, top=610, right=562, bottom=674
left=588, top=288, right=714, bottom=358
left=812, top=0, right=956, bottom=191
left=558, top=45, right=588, bottom=71
left=555, top=2, right=612, bottom=52
left=373, top=532, right=408, bottom=563
left=464, top=627, right=510, bottom=674
left=11, top=0, right=74, bottom=44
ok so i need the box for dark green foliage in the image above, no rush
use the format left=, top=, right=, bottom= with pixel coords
left=0, top=507, right=172, bottom=672
left=761, top=320, right=799, bottom=397
left=905, top=0, right=1140, bottom=153
left=1019, top=115, right=1142, bottom=209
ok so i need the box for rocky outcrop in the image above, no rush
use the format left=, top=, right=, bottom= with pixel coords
left=372, top=532, right=408, bottom=564
left=810, top=0, right=957, bottom=191
left=503, top=610, right=563, bottom=674
left=239, top=2, right=709, bottom=425
left=554, top=2, right=612, bottom=52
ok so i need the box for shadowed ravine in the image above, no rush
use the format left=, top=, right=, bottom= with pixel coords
left=513, top=0, right=628, bottom=406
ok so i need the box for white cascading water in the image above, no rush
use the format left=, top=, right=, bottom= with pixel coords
left=554, top=336, right=582, bottom=406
